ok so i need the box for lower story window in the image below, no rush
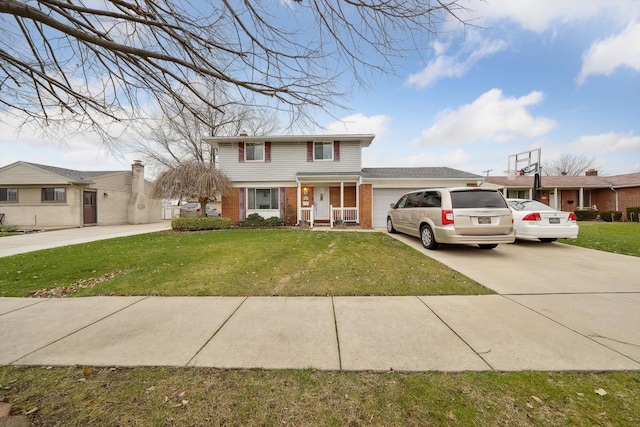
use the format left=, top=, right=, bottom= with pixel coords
left=42, top=187, right=66, bottom=202
left=0, top=188, right=18, bottom=202
left=248, top=188, right=278, bottom=210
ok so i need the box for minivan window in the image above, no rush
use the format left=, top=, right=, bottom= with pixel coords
left=405, top=192, right=423, bottom=208
left=421, top=191, right=441, bottom=208
left=451, top=190, right=508, bottom=209
left=394, top=195, right=408, bottom=208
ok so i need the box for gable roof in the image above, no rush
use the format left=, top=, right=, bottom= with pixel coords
left=485, top=172, right=640, bottom=189
left=203, top=134, right=376, bottom=148
left=362, top=167, right=482, bottom=179
left=0, top=161, right=127, bottom=185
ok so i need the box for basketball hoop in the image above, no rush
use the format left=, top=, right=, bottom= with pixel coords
left=504, top=170, right=518, bottom=181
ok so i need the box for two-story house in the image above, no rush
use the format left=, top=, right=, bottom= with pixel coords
left=204, top=134, right=484, bottom=228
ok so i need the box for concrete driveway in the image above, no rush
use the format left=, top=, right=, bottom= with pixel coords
left=386, top=232, right=640, bottom=364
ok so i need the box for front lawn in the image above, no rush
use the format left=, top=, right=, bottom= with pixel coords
left=1, top=367, right=638, bottom=426
left=0, top=229, right=489, bottom=297
left=562, top=222, right=640, bottom=257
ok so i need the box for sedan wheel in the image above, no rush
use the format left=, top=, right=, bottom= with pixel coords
left=386, top=217, right=396, bottom=233
left=420, top=225, right=438, bottom=250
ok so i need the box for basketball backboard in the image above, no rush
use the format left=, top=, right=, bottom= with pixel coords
left=507, top=148, right=541, bottom=176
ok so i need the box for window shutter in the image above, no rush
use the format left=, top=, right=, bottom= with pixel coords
left=334, top=141, right=340, bottom=161
left=238, top=142, right=244, bottom=162
left=265, top=141, right=271, bottom=162
left=279, top=187, right=286, bottom=218
left=307, top=142, right=313, bottom=162
left=239, top=188, right=246, bottom=221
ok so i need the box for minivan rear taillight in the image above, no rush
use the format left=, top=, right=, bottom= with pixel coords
left=442, top=210, right=454, bottom=225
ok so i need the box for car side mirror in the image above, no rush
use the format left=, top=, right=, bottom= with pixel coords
left=389, top=203, right=395, bottom=208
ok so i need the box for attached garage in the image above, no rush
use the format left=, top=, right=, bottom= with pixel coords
left=362, top=167, right=483, bottom=228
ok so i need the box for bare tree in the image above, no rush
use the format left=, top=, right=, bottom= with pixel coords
left=152, top=161, right=233, bottom=216
left=0, top=0, right=471, bottom=143
left=543, top=154, right=598, bottom=176
left=129, top=93, right=281, bottom=173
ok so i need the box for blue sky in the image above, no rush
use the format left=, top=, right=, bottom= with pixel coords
left=1, top=0, right=639, bottom=177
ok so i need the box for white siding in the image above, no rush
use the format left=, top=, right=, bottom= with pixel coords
left=218, top=141, right=362, bottom=181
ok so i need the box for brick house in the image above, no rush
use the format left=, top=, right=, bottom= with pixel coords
left=0, top=161, right=162, bottom=229
left=485, top=170, right=640, bottom=220
left=204, top=134, right=484, bottom=228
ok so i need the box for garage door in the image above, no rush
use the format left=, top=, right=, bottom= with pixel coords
left=372, top=188, right=416, bottom=228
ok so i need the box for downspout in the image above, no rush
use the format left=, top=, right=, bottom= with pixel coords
left=610, top=187, right=618, bottom=211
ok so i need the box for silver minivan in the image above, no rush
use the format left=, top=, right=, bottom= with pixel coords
left=387, top=187, right=515, bottom=249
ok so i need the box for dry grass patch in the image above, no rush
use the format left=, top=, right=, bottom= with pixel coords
left=1, top=367, right=638, bottom=426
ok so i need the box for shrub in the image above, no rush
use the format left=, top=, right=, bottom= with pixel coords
left=238, top=213, right=267, bottom=227
left=0, top=224, right=18, bottom=232
left=574, top=210, right=599, bottom=221
left=600, top=210, right=622, bottom=222
left=626, top=206, right=640, bottom=222
left=171, top=217, right=232, bottom=231
left=266, top=216, right=285, bottom=227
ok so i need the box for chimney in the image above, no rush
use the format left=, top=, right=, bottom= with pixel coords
left=128, top=160, right=148, bottom=224
left=585, top=169, right=598, bottom=176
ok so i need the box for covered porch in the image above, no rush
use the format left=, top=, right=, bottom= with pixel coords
left=296, top=173, right=361, bottom=227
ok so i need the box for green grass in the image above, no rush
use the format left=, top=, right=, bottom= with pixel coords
left=1, top=367, right=638, bottom=426
left=562, top=222, right=640, bottom=257
left=0, top=229, right=488, bottom=297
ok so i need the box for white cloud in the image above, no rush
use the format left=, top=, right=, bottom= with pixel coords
left=469, top=0, right=638, bottom=33
left=323, top=113, right=391, bottom=136
left=577, top=22, right=640, bottom=84
left=406, top=32, right=507, bottom=89
left=412, top=89, right=556, bottom=146
left=570, top=131, right=640, bottom=153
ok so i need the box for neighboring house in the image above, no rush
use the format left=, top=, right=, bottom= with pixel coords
left=485, top=170, right=640, bottom=220
left=0, top=160, right=162, bottom=229
left=204, top=134, right=484, bottom=228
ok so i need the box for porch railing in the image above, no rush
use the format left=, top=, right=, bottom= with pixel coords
left=299, top=207, right=314, bottom=227
left=330, top=206, right=358, bottom=227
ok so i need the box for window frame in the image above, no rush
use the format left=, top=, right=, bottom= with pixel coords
left=0, top=188, right=18, bottom=203
left=313, top=141, right=333, bottom=161
left=42, top=187, right=67, bottom=203
left=247, top=187, right=279, bottom=210
left=245, top=142, right=265, bottom=162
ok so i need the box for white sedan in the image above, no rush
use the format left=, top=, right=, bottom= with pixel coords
left=507, top=198, right=579, bottom=242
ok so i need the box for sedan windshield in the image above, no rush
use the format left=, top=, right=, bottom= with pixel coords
left=508, top=200, right=555, bottom=211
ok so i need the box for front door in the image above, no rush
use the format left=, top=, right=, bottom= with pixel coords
left=83, top=191, right=97, bottom=224
left=314, top=186, right=330, bottom=220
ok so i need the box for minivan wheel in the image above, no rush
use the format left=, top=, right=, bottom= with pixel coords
left=386, top=217, right=396, bottom=234
left=420, top=225, right=438, bottom=250
left=478, top=244, right=498, bottom=249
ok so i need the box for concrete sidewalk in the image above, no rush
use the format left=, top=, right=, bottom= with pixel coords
left=2, top=295, right=639, bottom=371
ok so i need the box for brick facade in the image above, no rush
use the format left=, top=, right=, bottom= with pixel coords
left=358, top=183, right=372, bottom=228
left=222, top=188, right=240, bottom=224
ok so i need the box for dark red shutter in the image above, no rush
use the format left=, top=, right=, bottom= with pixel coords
left=333, top=141, right=340, bottom=161
left=307, top=141, right=313, bottom=162
left=239, top=188, right=246, bottom=221
left=238, top=142, right=244, bottom=163
left=265, top=141, right=271, bottom=162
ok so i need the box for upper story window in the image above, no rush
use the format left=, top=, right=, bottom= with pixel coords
left=0, top=188, right=18, bottom=203
left=245, top=142, right=264, bottom=161
left=42, top=187, right=66, bottom=202
left=314, top=142, right=333, bottom=160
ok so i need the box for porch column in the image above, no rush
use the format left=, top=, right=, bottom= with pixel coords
left=579, top=187, right=584, bottom=209
left=340, top=181, right=344, bottom=221
left=554, top=188, right=558, bottom=209
left=297, top=182, right=301, bottom=224
left=528, top=188, right=533, bottom=199
left=356, top=183, right=360, bottom=223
